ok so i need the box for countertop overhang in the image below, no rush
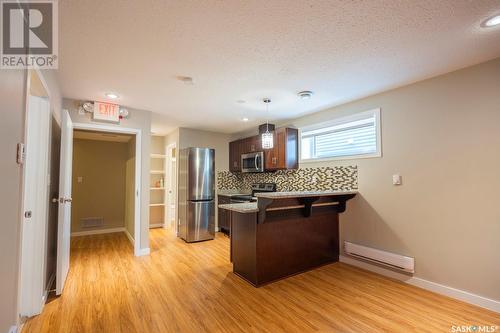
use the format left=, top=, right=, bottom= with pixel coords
left=218, top=190, right=357, bottom=215
left=253, top=190, right=358, bottom=199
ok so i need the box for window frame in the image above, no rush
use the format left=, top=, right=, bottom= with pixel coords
left=299, top=108, right=382, bottom=163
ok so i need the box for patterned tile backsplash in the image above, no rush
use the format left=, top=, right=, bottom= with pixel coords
left=217, top=166, right=358, bottom=192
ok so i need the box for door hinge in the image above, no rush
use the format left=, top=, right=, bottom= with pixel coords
left=17, top=143, right=25, bottom=165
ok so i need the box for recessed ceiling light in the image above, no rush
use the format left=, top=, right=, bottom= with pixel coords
left=298, top=91, right=314, bottom=99
left=105, top=93, right=119, bottom=99
left=242, top=117, right=249, bottom=122
left=482, top=15, right=500, bottom=27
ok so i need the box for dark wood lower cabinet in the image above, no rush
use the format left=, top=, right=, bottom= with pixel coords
left=230, top=194, right=355, bottom=287
left=217, top=195, right=231, bottom=234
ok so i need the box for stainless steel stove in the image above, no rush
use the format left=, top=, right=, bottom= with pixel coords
left=230, top=183, right=276, bottom=203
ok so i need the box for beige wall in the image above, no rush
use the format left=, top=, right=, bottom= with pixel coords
left=0, top=70, right=26, bottom=332
left=125, top=137, right=136, bottom=238
left=71, top=139, right=129, bottom=232
left=151, top=135, right=164, bottom=155
left=178, top=127, right=231, bottom=173
left=64, top=99, right=151, bottom=250
left=278, top=58, right=500, bottom=301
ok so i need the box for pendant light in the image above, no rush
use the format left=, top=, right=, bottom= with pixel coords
left=261, top=98, right=273, bottom=149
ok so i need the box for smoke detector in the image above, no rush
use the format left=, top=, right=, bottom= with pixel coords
left=176, top=76, right=194, bottom=85
left=298, top=91, right=314, bottom=99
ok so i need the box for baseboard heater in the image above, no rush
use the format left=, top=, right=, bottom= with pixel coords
left=344, top=241, right=415, bottom=273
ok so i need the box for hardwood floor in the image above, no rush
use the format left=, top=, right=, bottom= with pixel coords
left=24, top=229, right=499, bottom=333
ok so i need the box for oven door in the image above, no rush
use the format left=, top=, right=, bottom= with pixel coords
left=241, top=152, right=264, bottom=173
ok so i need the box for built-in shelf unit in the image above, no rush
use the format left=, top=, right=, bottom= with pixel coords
left=149, top=136, right=167, bottom=228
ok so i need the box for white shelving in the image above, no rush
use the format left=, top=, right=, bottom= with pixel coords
left=150, top=136, right=167, bottom=228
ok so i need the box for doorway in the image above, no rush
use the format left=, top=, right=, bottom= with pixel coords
left=71, top=130, right=135, bottom=242
left=53, top=121, right=143, bottom=296
left=71, top=123, right=142, bottom=256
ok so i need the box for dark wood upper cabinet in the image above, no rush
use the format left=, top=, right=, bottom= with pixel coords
left=240, top=136, right=261, bottom=154
left=264, top=127, right=298, bottom=170
left=229, top=127, right=298, bottom=172
left=229, top=140, right=242, bottom=172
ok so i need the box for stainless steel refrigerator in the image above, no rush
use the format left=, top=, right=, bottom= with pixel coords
left=178, top=147, right=215, bottom=242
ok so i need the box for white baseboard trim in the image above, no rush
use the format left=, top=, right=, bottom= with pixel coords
left=137, top=247, right=150, bottom=256
left=149, top=223, right=164, bottom=229
left=124, top=229, right=134, bottom=246
left=339, top=255, right=500, bottom=313
left=71, top=227, right=125, bottom=237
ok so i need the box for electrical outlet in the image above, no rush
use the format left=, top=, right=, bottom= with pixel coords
left=392, top=174, right=402, bottom=185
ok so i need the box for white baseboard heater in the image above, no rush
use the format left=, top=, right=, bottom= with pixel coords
left=344, top=241, right=415, bottom=273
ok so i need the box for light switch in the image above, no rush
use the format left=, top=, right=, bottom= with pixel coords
left=392, top=174, right=402, bottom=185
left=77, top=176, right=83, bottom=183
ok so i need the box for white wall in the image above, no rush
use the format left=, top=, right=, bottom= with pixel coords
left=281, top=58, right=500, bottom=301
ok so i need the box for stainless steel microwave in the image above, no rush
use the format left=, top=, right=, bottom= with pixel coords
left=241, top=151, right=264, bottom=173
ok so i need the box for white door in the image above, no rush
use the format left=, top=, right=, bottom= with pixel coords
left=56, top=110, right=73, bottom=295
left=19, top=96, right=50, bottom=316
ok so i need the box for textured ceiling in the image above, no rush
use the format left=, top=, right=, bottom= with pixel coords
left=58, top=0, right=500, bottom=134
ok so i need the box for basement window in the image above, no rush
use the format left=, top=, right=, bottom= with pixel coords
left=300, top=108, right=381, bottom=162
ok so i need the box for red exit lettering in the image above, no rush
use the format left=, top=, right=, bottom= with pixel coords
left=98, top=103, right=118, bottom=116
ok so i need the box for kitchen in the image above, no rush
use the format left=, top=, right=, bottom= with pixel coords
left=178, top=121, right=359, bottom=286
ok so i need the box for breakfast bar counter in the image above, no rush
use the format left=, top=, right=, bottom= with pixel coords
left=219, top=190, right=357, bottom=286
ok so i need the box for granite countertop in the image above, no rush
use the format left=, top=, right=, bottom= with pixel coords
left=218, top=202, right=259, bottom=213
left=254, top=190, right=358, bottom=199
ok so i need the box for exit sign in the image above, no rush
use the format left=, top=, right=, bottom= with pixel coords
left=93, top=102, right=120, bottom=123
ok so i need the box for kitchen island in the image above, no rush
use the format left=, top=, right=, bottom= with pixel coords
left=219, top=190, right=356, bottom=286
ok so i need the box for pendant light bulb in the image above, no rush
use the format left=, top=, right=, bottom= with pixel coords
left=261, top=98, right=273, bottom=149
